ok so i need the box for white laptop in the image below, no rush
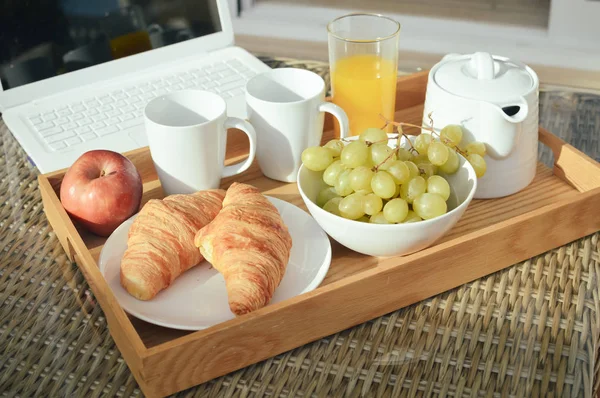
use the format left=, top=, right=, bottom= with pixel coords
left=0, top=0, right=271, bottom=173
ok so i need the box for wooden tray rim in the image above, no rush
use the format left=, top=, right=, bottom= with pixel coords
left=37, top=72, right=600, bottom=396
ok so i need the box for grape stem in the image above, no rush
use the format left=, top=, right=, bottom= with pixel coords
left=396, top=124, right=418, bottom=154
left=379, top=114, right=469, bottom=158
left=367, top=137, right=395, bottom=146
left=379, top=115, right=418, bottom=154
left=371, top=146, right=399, bottom=172
left=427, top=112, right=435, bottom=135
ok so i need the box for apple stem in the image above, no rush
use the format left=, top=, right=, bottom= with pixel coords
left=99, top=169, right=106, bottom=178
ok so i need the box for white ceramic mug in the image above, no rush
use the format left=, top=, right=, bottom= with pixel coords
left=246, top=68, right=349, bottom=182
left=144, top=90, right=257, bottom=195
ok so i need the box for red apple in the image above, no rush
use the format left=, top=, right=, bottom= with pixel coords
left=60, top=150, right=143, bottom=237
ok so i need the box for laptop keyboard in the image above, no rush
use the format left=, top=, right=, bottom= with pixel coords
left=26, top=59, right=256, bottom=152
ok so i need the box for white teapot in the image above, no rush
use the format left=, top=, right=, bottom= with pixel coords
left=422, top=52, right=539, bottom=198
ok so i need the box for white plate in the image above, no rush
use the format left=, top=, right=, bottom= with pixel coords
left=99, top=196, right=331, bottom=330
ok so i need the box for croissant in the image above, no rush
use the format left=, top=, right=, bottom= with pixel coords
left=194, top=183, right=292, bottom=315
left=120, top=189, right=226, bottom=300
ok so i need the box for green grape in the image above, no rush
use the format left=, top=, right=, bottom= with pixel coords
left=413, top=153, right=428, bottom=165
left=365, top=146, right=374, bottom=165
left=468, top=153, right=487, bottom=178
left=322, top=197, right=342, bottom=216
left=317, top=187, right=340, bottom=207
left=371, top=171, right=396, bottom=199
left=405, top=161, right=420, bottom=178
left=339, top=193, right=365, bottom=220
left=371, top=143, right=396, bottom=170
left=301, top=146, right=334, bottom=171
left=363, top=193, right=383, bottom=215
left=427, top=175, right=450, bottom=201
left=349, top=166, right=374, bottom=193
left=383, top=198, right=409, bottom=223
left=356, top=215, right=370, bottom=223
left=359, top=128, right=388, bottom=144
left=414, top=133, right=432, bottom=155
left=397, top=148, right=413, bottom=161
left=370, top=212, right=391, bottom=224
left=413, top=193, right=448, bottom=220
left=440, top=124, right=463, bottom=148
left=400, top=176, right=426, bottom=204
left=439, top=148, right=460, bottom=174
left=403, top=210, right=423, bottom=223
left=334, top=169, right=354, bottom=196
left=341, top=141, right=369, bottom=168
left=324, top=139, right=345, bottom=157
left=465, top=141, right=487, bottom=157
left=392, top=183, right=402, bottom=198
left=387, top=160, right=410, bottom=184
left=323, top=160, right=345, bottom=186
left=427, top=141, right=449, bottom=166
left=417, top=161, right=438, bottom=179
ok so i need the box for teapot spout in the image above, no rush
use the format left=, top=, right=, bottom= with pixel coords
left=479, top=97, right=528, bottom=159
left=500, top=99, right=528, bottom=124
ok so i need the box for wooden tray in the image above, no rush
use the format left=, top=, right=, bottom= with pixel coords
left=38, top=72, right=600, bottom=397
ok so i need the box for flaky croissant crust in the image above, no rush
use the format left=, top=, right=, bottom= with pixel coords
left=195, top=183, right=292, bottom=315
left=120, top=189, right=225, bottom=300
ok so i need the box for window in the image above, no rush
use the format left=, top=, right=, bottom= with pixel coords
left=232, top=0, right=600, bottom=73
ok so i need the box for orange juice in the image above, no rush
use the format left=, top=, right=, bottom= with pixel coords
left=110, top=31, right=152, bottom=59
left=331, top=54, right=397, bottom=137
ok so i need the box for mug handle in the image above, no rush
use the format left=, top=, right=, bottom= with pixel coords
left=222, top=117, right=257, bottom=178
left=318, top=102, right=349, bottom=139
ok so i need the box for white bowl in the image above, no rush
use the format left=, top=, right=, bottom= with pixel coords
left=297, top=138, right=478, bottom=257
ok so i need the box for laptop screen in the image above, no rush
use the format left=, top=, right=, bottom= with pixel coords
left=0, top=0, right=222, bottom=90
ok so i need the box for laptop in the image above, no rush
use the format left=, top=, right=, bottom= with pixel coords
left=0, top=0, right=271, bottom=173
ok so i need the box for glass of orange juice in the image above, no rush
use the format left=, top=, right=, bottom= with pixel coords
left=327, top=14, right=400, bottom=137
left=101, top=6, right=152, bottom=59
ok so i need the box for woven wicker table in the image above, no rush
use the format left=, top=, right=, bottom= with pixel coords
left=2, top=57, right=600, bottom=398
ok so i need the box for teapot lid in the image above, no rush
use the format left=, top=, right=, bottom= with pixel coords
left=433, top=52, right=535, bottom=102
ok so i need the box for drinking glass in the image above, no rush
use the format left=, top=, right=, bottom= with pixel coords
left=328, top=14, right=400, bottom=137
left=101, top=6, right=152, bottom=59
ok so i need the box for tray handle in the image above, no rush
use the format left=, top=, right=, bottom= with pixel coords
left=538, top=128, right=600, bottom=192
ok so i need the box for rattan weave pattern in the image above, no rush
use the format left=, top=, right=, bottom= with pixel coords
left=1, top=58, right=600, bottom=397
